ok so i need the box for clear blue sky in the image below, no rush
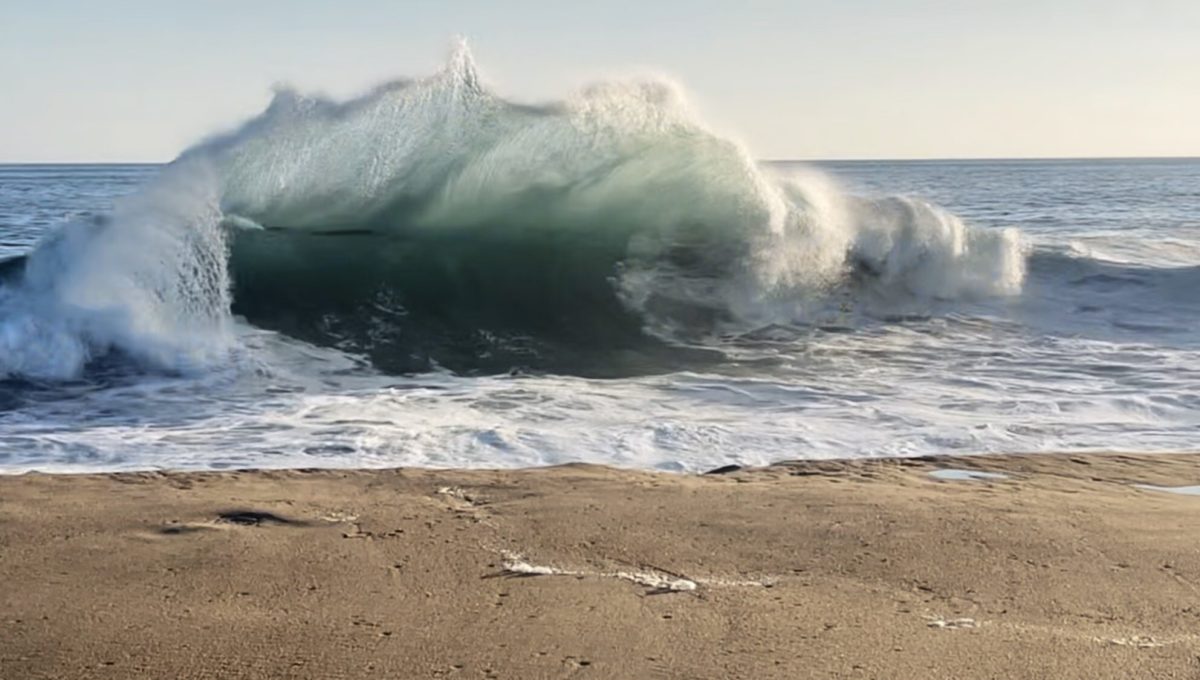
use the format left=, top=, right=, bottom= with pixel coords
left=1, top=0, right=1197, bottom=162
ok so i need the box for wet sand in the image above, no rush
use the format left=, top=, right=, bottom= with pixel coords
left=2, top=453, right=1199, bottom=679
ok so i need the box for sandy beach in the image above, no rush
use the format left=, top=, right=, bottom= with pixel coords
left=2, top=453, right=1199, bottom=679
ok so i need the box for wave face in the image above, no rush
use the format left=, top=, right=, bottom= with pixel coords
left=0, top=42, right=1025, bottom=379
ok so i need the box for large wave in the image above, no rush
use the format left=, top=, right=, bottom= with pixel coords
left=0, top=41, right=1025, bottom=379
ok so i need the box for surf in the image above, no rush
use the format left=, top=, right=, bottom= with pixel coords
left=0, top=41, right=1026, bottom=380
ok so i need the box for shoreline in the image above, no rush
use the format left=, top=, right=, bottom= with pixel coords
left=3, top=452, right=1199, bottom=678
left=5, top=447, right=1197, bottom=478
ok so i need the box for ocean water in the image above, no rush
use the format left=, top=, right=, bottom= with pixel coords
left=1, top=48, right=1197, bottom=473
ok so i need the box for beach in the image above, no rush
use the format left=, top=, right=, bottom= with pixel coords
left=3, top=452, right=1198, bottom=679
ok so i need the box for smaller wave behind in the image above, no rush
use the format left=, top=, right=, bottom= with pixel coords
left=0, top=40, right=1026, bottom=379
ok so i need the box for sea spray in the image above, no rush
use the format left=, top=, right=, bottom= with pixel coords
left=1, top=162, right=231, bottom=379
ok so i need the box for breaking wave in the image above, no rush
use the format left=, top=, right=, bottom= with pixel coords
left=0, top=41, right=1026, bottom=379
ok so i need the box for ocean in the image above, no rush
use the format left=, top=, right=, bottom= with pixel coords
left=1, top=49, right=1197, bottom=473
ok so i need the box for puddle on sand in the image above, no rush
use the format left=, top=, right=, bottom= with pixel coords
left=1133, top=484, right=1200, bottom=496
left=928, top=469, right=1010, bottom=482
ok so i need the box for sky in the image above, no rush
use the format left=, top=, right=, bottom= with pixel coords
left=1, top=0, right=1198, bottom=162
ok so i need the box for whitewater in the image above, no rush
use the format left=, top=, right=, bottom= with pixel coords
left=0, top=44, right=1197, bottom=472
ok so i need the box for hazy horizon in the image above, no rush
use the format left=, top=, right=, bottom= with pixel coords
left=3, top=1, right=1198, bottom=163
left=4, top=155, right=1200, bottom=165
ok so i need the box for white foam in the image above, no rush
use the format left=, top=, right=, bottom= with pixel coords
left=1133, top=484, right=1200, bottom=496
left=929, top=469, right=1010, bottom=482
left=500, top=551, right=718, bottom=592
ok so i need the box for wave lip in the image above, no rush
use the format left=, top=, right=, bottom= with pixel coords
left=0, top=41, right=1027, bottom=379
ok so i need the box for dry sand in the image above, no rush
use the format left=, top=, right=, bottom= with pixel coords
left=2, top=453, right=1199, bottom=679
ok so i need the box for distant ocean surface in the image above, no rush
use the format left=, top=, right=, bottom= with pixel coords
left=1, top=50, right=1197, bottom=473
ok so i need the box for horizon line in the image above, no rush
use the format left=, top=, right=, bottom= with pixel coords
left=772, top=155, right=1200, bottom=164
left=3, top=154, right=1200, bottom=166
